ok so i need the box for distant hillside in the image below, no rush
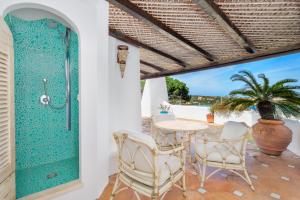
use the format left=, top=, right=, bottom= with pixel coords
left=170, top=95, right=223, bottom=106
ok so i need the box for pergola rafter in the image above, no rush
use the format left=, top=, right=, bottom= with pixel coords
left=109, top=28, right=187, bottom=67
left=142, top=44, right=300, bottom=79
left=108, top=0, right=214, bottom=61
left=192, top=0, right=255, bottom=54
left=108, top=0, right=300, bottom=79
left=140, top=60, right=166, bottom=72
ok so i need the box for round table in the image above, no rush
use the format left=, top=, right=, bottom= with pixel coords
left=155, top=119, right=209, bottom=171
left=154, top=119, right=208, bottom=132
left=155, top=119, right=208, bottom=151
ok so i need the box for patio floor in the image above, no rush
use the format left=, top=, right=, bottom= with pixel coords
left=99, top=118, right=300, bottom=200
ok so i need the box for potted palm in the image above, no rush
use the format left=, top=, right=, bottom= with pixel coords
left=206, top=106, right=214, bottom=123
left=206, top=102, right=220, bottom=123
left=219, top=70, right=300, bottom=155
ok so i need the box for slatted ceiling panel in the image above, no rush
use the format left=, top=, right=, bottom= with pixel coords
left=215, top=0, right=300, bottom=51
left=109, top=4, right=209, bottom=68
left=130, top=0, right=249, bottom=61
left=109, top=6, right=207, bottom=66
left=140, top=48, right=181, bottom=70
left=110, top=0, right=300, bottom=78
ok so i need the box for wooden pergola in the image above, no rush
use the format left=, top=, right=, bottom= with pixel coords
left=108, top=0, right=300, bottom=79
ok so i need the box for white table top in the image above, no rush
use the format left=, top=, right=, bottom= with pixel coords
left=154, top=119, right=209, bottom=132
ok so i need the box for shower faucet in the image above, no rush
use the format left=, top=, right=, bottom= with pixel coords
left=40, top=95, right=50, bottom=105
left=40, top=78, right=50, bottom=105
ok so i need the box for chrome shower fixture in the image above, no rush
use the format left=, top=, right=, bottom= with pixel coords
left=40, top=95, right=50, bottom=105
left=39, top=28, right=72, bottom=131
left=40, top=78, right=66, bottom=109
left=40, top=79, right=50, bottom=105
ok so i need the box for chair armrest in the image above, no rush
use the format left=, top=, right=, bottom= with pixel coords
left=196, top=135, right=248, bottom=144
left=157, top=144, right=185, bottom=155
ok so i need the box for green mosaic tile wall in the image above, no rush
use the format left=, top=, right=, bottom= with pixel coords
left=5, top=15, right=79, bottom=198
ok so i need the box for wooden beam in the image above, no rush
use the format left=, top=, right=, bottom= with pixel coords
left=108, top=0, right=214, bottom=61
left=140, top=60, right=166, bottom=72
left=140, top=70, right=150, bottom=75
left=192, top=0, right=255, bottom=54
left=109, top=28, right=186, bottom=67
left=142, top=44, right=300, bottom=79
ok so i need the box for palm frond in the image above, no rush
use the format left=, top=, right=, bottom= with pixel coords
left=258, top=74, right=270, bottom=95
left=270, top=79, right=298, bottom=91
left=229, top=89, right=258, bottom=98
left=273, top=96, right=300, bottom=105
left=274, top=101, right=300, bottom=118
left=273, top=85, right=300, bottom=91
left=230, top=74, right=258, bottom=93
left=239, top=70, right=262, bottom=93
left=271, top=88, right=300, bottom=102
left=272, top=90, right=300, bottom=98
left=227, top=71, right=300, bottom=118
left=223, top=98, right=256, bottom=112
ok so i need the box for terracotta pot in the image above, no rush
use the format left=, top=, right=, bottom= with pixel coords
left=206, top=113, right=214, bottom=123
left=252, top=119, right=292, bottom=156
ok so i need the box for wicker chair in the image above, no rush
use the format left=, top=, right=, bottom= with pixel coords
left=111, top=130, right=186, bottom=200
left=151, top=114, right=183, bottom=150
left=192, top=121, right=255, bottom=190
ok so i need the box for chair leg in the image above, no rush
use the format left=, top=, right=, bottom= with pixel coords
left=174, top=131, right=177, bottom=144
left=197, top=162, right=202, bottom=177
left=109, top=175, right=120, bottom=200
left=200, top=163, right=206, bottom=188
left=243, top=167, right=255, bottom=191
left=182, top=173, right=187, bottom=198
left=151, top=194, right=159, bottom=200
left=133, top=191, right=141, bottom=200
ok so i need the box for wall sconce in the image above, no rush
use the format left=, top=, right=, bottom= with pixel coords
left=117, top=45, right=129, bottom=78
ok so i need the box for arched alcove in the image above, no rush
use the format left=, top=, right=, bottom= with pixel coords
left=4, top=5, right=81, bottom=199
left=3, top=3, right=79, bottom=34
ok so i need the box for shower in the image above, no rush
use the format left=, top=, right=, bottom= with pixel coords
left=5, top=12, right=80, bottom=198
left=40, top=26, right=72, bottom=131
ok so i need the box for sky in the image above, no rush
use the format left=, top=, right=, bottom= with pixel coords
left=172, top=52, right=300, bottom=96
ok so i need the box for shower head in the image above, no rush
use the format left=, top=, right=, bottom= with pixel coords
left=43, top=78, right=48, bottom=83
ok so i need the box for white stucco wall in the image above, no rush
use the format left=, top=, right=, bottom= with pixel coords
left=108, top=37, right=141, bottom=175
left=141, top=77, right=168, bottom=117
left=171, top=105, right=210, bottom=121
left=172, top=104, right=300, bottom=155
left=171, top=105, right=260, bottom=126
left=284, top=119, right=300, bottom=156
left=0, top=1, right=110, bottom=199
left=214, top=110, right=260, bottom=127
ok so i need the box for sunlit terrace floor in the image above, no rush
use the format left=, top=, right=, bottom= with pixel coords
left=99, top=118, right=300, bottom=200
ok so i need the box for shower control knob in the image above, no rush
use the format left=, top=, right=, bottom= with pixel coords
left=40, top=95, right=50, bottom=105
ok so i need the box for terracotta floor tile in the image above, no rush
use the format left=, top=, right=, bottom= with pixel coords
left=99, top=119, right=300, bottom=200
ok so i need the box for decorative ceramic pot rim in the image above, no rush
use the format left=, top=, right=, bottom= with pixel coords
left=259, top=119, right=284, bottom=125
